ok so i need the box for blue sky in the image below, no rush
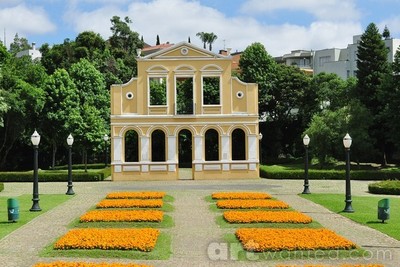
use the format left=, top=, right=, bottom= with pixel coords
left=1, top=0, right=400, bottom=56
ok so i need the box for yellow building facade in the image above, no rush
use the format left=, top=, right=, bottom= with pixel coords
left=110, top=42, right=260, bottom=180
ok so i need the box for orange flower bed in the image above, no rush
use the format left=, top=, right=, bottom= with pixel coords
left=54, top=228, right=159, bottom=251
left=223, top=210, right=312, bottom=224
left=33, top=262, right=152, bottom=267
left=276, top=265, right=384, bottom=267
left=212, top=192, right=272, bottom=199
left=80, top=210, right=164, bottom=222
left=216, top=199, right=289, bottom=209
left=106, top=191, right=166, bottom=199
left=96, top=199, right=163, bottom=209
left=236, top=228, right=356, bottom=252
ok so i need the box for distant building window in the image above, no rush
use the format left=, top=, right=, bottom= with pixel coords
left=319, top=56, right=331, bottom=66
left=347, top=70, right=350, bottom=78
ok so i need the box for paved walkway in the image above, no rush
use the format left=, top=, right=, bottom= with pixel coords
left=0, top=179, right=399, bottom=267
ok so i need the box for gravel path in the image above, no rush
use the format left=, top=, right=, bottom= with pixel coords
left=0, top=179, right=399, bottom=266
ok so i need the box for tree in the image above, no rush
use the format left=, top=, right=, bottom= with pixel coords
left=383, top=25, right=391, bottom=39
left=41, top=69, right=81, bottom=168
left=156, top=35, right=160, bottom=45
left=9, top=33, right=30, bottom=54
left=75, top=31, right=106, bottom=61
left=207, top=32, right=218, bottom=51
left=355, top=22, right=391, bottom=164
left=196, top=32, right=207, bottom=49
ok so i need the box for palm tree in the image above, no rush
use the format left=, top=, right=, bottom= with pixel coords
left=196, top=32, right=207, bottom=49
left=207, top=32, right=218, bottom=51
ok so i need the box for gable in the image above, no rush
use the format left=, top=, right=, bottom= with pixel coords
left=143, top=41, right=226, bottom=60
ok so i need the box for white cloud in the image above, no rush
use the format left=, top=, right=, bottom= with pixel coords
left=64, top=0, right=363, bottom=56
left=240, top=0, right=361, bottom=22
left=0, top=3, right=56, bottom=45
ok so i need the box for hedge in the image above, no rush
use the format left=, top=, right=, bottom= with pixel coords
left=0, top=183, right=4, bottom=192
left=368, top=180, right=400, bottom=195
left=260, top=166, right=400, bottom=180
left=49, top=163, right=107, bottom=170
left=0, top=170, right=106, bottom=182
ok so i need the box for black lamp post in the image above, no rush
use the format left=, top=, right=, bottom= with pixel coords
left=343, top=133, right=354, bottom=213
left=30, top=130, right=41, bottom=212
left=259, top=132, right=263, bottom=165
left=66, top=134, right=75, bottom=195
left=103, top=134, right=109, bottom=167
left=302, top=134, right=311, bottom=194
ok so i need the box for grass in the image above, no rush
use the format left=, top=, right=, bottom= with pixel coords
left=69, top=214, right=174, bottom=228
left=222, top=233, right=366, bottom=261
left=0, top=194, right=73, bottom=239
left=40, top=232, right=171, bottom=260
left=301, top=193, right=400, bottom=240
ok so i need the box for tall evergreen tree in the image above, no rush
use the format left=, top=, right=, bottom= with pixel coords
left=355, top=22, right=391, bottom=164
left=382, top=25, right=391, bottom=39
left=156, top=35, right=160, bottom=45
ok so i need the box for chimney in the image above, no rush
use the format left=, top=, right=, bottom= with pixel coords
left=32, top=42, right=36, bottom=50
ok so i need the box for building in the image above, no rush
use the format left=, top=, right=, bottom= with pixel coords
left=15, top=42, right=42, bottom=61
left=275, top=50, right=313, bottom=75
left=313, top=35, right=400, bottom=79
left=110, top=42, right=260, bottom=181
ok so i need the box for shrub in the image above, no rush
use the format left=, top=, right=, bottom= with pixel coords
left=0, top=182, right=4, bottom=192
left=49, top=163, right=107, bottom=170
left=368, top=180, right=400, bottom=195
left=260, top=165, right=400, bottom=180
left=0, top=171, right=105, bottom=182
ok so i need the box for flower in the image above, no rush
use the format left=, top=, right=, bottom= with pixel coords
left=106, top=191, right=166, bottom=199
left=223, top=210, right=312, bottom=224
left=212, top=192, right=272, bottom=199
left=216, top=199, right=289, bottom=209
left=96, top=199, right=163, bottom=209
left=80, top=210, right=163, bottom=222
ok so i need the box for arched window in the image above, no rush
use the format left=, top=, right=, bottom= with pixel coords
left=125, top=130, right=139, bottom=162
left=232, top=129, right=246, bottom=160
left=151, top=130, right=166, bottom=162
left=205, top=129, right=219, bottom=161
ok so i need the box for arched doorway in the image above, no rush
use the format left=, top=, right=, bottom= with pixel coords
left=178, top=129, right=193, bottom=180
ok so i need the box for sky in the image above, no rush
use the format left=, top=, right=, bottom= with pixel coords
left=1, top=0, right=400, bottom=57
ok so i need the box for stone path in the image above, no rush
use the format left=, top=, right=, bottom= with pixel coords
left=0, top=179, right=399, bottom=266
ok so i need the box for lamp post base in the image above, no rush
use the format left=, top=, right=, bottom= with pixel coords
left=30, top=200, right=41, bottom=212
left=343, top=200, right=354, bottom=213
left=66, top=186, right=75, bottom=195
left=302, top=186, right=311, bottom=194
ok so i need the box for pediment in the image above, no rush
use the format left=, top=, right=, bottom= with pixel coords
left=143, top=42, right=226, bottom=60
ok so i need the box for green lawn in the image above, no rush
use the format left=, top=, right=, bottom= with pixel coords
left=301, top=193, right=400, bottom=240
left=0, top=194, right=73, bottom=239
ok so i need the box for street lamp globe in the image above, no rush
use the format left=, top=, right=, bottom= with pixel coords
left=103, top=134, right=109, bottom=142
left=343, top=133, right=352, bottom=149
left=67, top=134, right=74, bottom=146
left=303, top=134, right=310, bottom=146
left=31, top=130, right=41, bottom=146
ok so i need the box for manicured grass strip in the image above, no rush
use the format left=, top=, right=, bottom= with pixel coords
left=80, top=210, right=163, bottom=222
left=236, top=228, right=356, bottom=252
left=106, top=191, right=166, bottom=199
left=216, top=199, right=289, bottom=209
left=33, top=262, right=152, bottom=267
left=300, top=193, right=400, bottom=241
left=96, top=199, right=163, bottom=209
left=224, top=210, right=312, bottom=224
left=41, top=232, right=171, bottom=260
left=276, top=265, right=384, bottom=267
left=216, top=215, right=321, bottom=229
left=54, top=228, right=159, bottom=251
left=72, top=214, right=174, bottom=228
left=0, top=194, right=73, bottom=239
left=212, top=192, right=272, bottom=199
left=223, top=233, right=365, bottom=261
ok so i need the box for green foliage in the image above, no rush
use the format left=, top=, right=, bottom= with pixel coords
left=202, top=76, right=220, bottom=104
left=176, top=77, right=193, bottom=114
left=0, top=170, right=106, bottom=182
left=0, top=182, right=3, bottom=192
left=149, top=78, right=167, bottom=105
left=368, top=180, right=400, bottom=195
left=260, top=165, right=400, bottom=180
left=9, top=33, right=30, bottom=54
left=50, top=163, right=108, bottom=170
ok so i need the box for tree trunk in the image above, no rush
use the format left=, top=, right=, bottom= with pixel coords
left=51, top=140, right=57, bottom=169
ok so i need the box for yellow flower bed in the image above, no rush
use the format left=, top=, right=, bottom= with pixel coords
left=276, top=265, right=384, bottom=267
left=54, top=228, right=159, bottom=251
left=212, top=192, right=272, bottom=199
left=217, top=199, right=289, bottom=209
left=236, top=228, right=356, bottom=252
left=80, top=210, right=163, bottom=222
left=106, top=191, right=166, bottom=199
left=33, top=262, right=152, bottom=267
left=96, top=199, right=163, bottom=208
left=224, top=210, right=312, bottom=224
